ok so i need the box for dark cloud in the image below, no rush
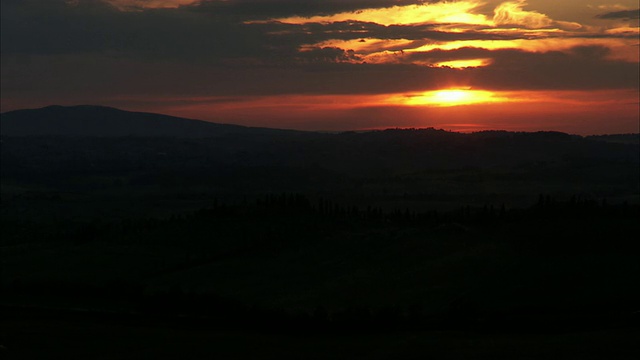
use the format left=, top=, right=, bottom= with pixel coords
left=0, top=0, right=270, bottom=61
left=187, top=0, right=431, bottom=19
left=262, top=21, right=518, bottom=47
left=3, top=45, right=637, bottom=111
left=596, top=9, right=640, bottom=20
left=295, top=47, right=362, bottom=63
left=470, top=46, right=639, bottom=91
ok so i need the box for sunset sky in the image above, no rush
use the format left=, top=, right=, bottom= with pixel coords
left=1, top=0, right=638, bottom=134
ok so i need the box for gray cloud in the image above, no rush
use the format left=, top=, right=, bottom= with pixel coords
left=470, top=46, right=639, bottom=91
left=1, top=0, right=279, bottom=61
left=186, top=0, right=432, bottom=18
left=3, top=45, right=637, bottom=110
left=596, top=9, right=640, bottom=20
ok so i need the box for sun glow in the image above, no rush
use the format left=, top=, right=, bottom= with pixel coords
left=434, top=59, right=493, bottom=68
left=396, top=89, right=507, bottom=107
left=302, top=36, right=638, bottom=66
left=434, top=90, right=469, bottom=103
left=266, top=1, right=490, bottom=26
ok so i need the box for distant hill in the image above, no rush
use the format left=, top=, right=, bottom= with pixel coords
left=0, top=105, right=292, bottom=137
left=586, top=133, right=640, bottom=145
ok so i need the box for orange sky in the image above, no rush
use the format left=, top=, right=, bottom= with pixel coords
left=1, top=0, right=639, bottom=134
left=105, top=89, right=635, bottom=135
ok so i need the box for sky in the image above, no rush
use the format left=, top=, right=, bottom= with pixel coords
left=1, top=0, right=639, bottom=134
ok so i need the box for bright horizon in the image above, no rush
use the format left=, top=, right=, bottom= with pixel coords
left=2, top=1, right=639, bottom=135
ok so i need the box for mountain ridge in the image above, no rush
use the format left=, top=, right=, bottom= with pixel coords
left=1, top=105, right=638, bottom=141
left=0, top=105, right=297, bottom=137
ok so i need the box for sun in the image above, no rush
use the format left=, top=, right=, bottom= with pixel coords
left=433, top=90, right=469, bottom=103
left=395, top=89, right=506, bottom=107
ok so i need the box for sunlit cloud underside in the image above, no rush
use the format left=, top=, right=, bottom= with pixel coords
left=268, top=1, right=491, bottom=26
left=281, top=0, right=638, bottom=66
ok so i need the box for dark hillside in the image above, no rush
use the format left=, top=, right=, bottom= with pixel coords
left=1, top=106, right=639, bottom=359
left=2, top=123, right=637, bottom=214
left=0, top=105, right=293, bottom=137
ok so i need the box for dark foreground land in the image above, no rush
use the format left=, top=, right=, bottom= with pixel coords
left=4, top=312, right=639, bottom=360
left=1, top=106, right=639, bottom=358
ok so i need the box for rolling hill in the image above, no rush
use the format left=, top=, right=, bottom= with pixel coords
left=2, top=105, right=639, bottom=359
left=0, top=105, right=290, bottom=137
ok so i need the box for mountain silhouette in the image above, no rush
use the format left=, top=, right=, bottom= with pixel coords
left=0, top=105, right=291, bottom=137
